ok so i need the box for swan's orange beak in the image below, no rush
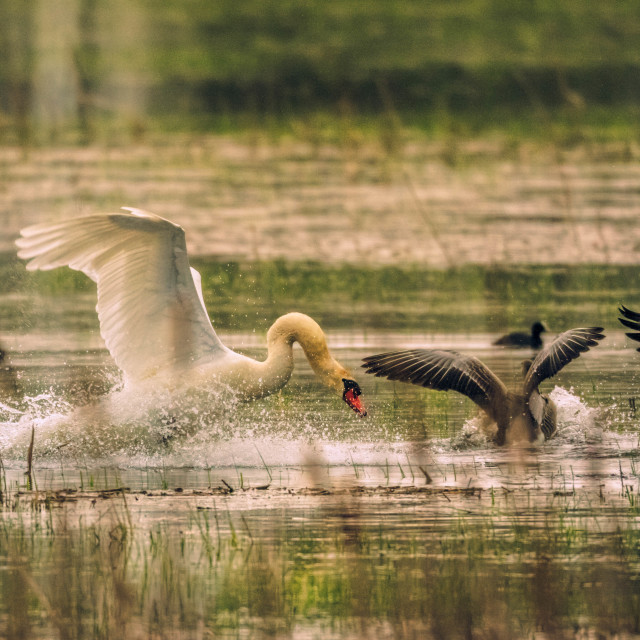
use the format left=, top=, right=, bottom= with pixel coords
left=342, top=379, right=367, bottom=417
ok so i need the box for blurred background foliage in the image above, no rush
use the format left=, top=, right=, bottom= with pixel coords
left=0, top=0, right=639, bottom=145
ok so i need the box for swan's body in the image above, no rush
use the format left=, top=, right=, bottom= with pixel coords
left=16, top=208, right=366, bottom=415
left=493, top=321, right=548, bottom=349
left=363, top=327, right=604, bottom=445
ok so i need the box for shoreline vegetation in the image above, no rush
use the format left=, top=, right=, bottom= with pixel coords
left=0, top=1, right=639, bottom=148
left=1, top=102, right=639, bottom=153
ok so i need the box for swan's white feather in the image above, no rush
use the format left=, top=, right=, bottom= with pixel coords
left=16, top=208, right=236, bottom=383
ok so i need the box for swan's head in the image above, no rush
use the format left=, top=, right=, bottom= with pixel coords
left=342, top=378, right=367, bottom=417
left=267, top=313, right=367, bottom=416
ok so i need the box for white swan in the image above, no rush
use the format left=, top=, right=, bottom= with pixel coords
left=16, top=208, right=366, bottom=416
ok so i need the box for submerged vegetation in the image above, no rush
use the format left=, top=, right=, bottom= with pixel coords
left=2, top=257, right=635, bottom=333
left=1, top=469, right=640, bottom=639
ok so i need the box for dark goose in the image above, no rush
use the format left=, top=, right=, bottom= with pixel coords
left=363, top=327, right=604, bottom=445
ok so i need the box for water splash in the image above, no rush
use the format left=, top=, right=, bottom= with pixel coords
left=0, top=383, right=243, bottom=462
left=446, top=386, right=604, bottom=451
left=0, top=380, right=634, bottom=475
left=0, top=380, right=379, bottom=468
left=446, top=416, right=493, bottom=451
left=550, top=386, right=603, bottom=444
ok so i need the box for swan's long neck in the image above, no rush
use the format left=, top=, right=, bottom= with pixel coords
left=262, top=312, right=349, bottom=394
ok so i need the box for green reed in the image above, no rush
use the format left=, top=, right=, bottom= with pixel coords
left=0, top=470, right=639, bottom=638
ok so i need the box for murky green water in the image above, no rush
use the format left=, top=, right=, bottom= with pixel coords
left=1, top=142, right=640, bottom=638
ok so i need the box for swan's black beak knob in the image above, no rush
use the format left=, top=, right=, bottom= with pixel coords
left=342, top=379, right=367, bottom=417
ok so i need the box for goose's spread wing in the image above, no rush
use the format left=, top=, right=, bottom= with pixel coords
left=618, top=305, right=640, bottom=350
left=362, top=349, right=509, bottom=419
left=523, top=327, right=604, bottom=395
left=16, top=208, right=233, bottom=382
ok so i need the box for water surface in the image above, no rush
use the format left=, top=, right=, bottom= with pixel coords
left=2, top=145, right=640, bottom=637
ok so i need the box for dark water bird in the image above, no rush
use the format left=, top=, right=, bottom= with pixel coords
left=618, top=305, right=640, bottom=351
left=362, top=327, right=604, bottom=445
left=493, top=321, right=548, bottom=349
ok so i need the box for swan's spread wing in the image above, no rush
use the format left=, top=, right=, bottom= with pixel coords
left=618, top=305, right=640, bottom=350
left=362, top=349, right=509, bottom=418
left=16, top=208, right=232, bottom=381
left=523, top=327, right=604, bottom=395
